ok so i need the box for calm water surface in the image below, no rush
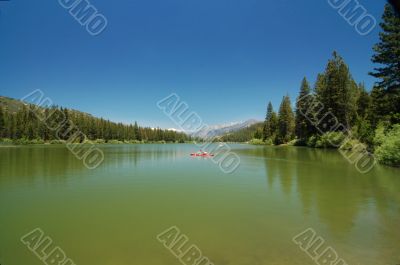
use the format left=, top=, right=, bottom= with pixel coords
left=0, top=144, right=399, bottom=265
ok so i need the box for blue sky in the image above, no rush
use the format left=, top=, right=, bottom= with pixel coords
left=0, top=0, right=387, bottom=128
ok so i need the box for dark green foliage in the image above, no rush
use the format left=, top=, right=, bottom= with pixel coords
left=356, top=83, right=371, bottom=119
left=369, top=4, right=400, bottom=126
left=374, top=124, right=400, bottom=166
left=305, top=132, right=347, bottom=149
left=134, top=122, right=141, bottom=141
left=0, top=107, right=4, bottom=138
left=369, top=86, right=391, bottom=127
left=221, top=122, right=264, bottom=142
left=316, top=132, right=346, bottom=148
left=295, top=78, right=314, bottom=143
left=253, top=127, right=263, bottom=139
left=315, top=52, right=358, bottom=129
left=353, top=83, right=373, bottom=144
left=0, top=96, right=191, bottom=143
left=276, top=95, right=295, bottom=144
left=263, top=102, right=277, bottom=141
left=307, top=53, right=380, bottom=148
left=370, top=4, right=400, bottom=93
left=353, top=118, right=373, bottom=147
left=253, top=44, right=398, bottom=167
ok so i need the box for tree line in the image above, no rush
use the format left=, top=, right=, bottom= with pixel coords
left=0, top=104, right=192, bottom=144
left=246, top=4, right=399, bottom=166
left=261, top=51, right=370, bottom=145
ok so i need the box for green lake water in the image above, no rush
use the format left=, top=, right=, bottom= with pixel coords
left=0, top=144, right=399, bottom=265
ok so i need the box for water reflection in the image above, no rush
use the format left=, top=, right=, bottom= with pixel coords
left=0, top=144, right=196, bottom=186
left=5, top=143, right=182, bottom=163
left=245, top=145, right=400, bottom=264
left=0, top=144, right=399, bottom=265
left=0, top=146, right=87, bottom=186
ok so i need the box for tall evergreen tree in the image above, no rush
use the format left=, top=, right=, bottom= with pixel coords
left=26, top=106, right=37, bottom=140
left=276, top=95, right=295, bottom=144
left=295, top=77, right=313, bottom=141
left=315, top=52, right=358, bottom=129
left=353, top=83, right=373, bottom=144
left=253, top=127, right=263, bottom=140
left=263, top=102, right=277, bottom=141
left=370, top=4, right=400, bottom=91
left=356, top=83, right=371, bottom=119
left=369, top=86, right=391, bottom=128
left=134, top=121, right=141, bottom=141
left=9, top=114, right=17, bottom=139
left=60, top=108, right=72, bottom=140
left=369, top=3, right=400, bottom=124
left=314, top=73, right=326, bottom=96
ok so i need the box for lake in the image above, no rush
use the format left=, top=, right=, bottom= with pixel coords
left=0, top=144, right=399, bottom=265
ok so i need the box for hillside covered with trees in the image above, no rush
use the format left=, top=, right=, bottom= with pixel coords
left=219, top=122, right=264, bottom=142
left=0, top=96, right=192, bottom=144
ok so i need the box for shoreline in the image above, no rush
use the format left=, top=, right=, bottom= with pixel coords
left=1, top=139, right=398, bottom=169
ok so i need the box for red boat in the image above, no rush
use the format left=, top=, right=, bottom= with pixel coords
left=190, top=151, right=214, bottom=157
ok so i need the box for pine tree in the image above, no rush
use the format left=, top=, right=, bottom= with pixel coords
left=253, top=127, right=263, bottom=139
left=60, top=108, right=72, bottom=140
left=9, top=114, right=17, bottom=139
left=369, top=86, right=391, bottom=128
left=263, top=102, right=277, bottom=141
left=134, top=122, right=141, bottom=141
left=315, top=52, right=358, bottom=129
left=370, top=4, right=400, bottom=91
left=295, top=77, right=313, bottom=142
left=356, top=83, right=371, bottom=119
left=369, top=3, right=400, bottom=124
left=276, top=95, right=295, bottom=144
left=353, top=83, right=373, bottom=144
left=263, top=102, right=272, bottom=140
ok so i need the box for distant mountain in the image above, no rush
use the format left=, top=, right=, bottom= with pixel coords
left=191, top=119, right=260, bottom=139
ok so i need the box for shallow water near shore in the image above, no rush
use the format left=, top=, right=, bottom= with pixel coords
left=0, top=144, right=399, bottom=265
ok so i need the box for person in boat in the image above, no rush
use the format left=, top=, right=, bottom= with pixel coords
left=200, top=150, right=209, bottom=155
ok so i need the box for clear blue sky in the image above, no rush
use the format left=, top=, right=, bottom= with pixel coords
left=0, top=0, right=387, bottom=128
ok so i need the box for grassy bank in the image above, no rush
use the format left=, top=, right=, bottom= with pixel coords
left=246, top=127, right=400, bottom=168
